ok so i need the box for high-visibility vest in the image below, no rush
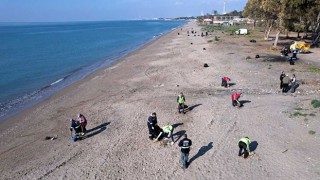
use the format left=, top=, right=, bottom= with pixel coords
left=239, top=137, right=251, bottom=150
left=163, top=125, right=173, bottom=133
left=178, top=95, right=185, bottom=104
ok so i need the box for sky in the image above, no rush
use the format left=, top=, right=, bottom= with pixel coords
left=0, top=0, right=248, bottom=22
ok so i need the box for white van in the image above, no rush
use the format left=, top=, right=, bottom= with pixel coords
left=235, top=29, right=248, bottom=35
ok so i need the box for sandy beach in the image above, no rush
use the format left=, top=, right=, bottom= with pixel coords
left=1, top=21, right=320, bottom=179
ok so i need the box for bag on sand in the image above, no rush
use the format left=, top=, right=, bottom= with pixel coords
left=290, top=83, right=299, bottom=93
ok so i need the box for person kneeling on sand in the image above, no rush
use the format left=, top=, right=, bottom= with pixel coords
left=178, top=134, right=192, bottom=168
left=221, top=76, right=231, bottom=88
left=154, top=124, right=174, bottom=145
left=177, top=92, right=186, bottom=114
left=238, top=137, right=252, bottom=159
left=231, top=93, right=242, bottom=107
left=70, top=119, right=85, bottom=141
left=78, top=113, right=87, bottom=133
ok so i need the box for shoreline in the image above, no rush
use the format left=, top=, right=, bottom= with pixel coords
left=0, top=21, right=186, bottom=123
left=1, top=21, right=320, bottom=179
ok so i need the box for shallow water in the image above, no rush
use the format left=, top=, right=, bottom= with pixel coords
left=0, top=20, right=186, bottom=121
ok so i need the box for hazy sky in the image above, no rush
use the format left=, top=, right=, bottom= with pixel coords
left=0, top=0, right=248, bottom=22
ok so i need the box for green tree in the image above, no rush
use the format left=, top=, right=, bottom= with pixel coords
left=243, top=0, right=320, bottom=47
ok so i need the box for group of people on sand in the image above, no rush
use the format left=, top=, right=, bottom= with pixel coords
left=147, top=92, right=192, bottom=169
left=69, top=114, right=87, bottom=141
left=146, top=86, right=251, bottom=169
left=280, top=72, right=298, bottom=93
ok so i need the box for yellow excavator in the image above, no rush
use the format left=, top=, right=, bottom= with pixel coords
left=290, top=41, right=311, bottom=53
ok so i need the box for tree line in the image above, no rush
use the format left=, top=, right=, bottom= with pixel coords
left=243, top=0, right=320, bottom=47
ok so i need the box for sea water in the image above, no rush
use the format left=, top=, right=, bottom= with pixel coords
left=0, top=20, right=186, bottom=121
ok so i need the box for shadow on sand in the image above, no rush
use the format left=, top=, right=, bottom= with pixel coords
left=86, top=122, right=111, bottom=138
left=239, top=100, right=251, bottom=107
left=172, top=123, right=183, bottom=129
left=185, top=104, right=202, bottom=112
left=173, top=130, right=186, bottom=143
left=250, top=141, right=259, bottom=152
left=228, top=83, right=236, bottom=87
left=189, top=142, right=213, bottom=165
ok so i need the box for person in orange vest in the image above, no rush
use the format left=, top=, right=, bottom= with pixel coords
left=221, top=76, right=231, bottom=88
left=232, top=93, right=242, bottom=107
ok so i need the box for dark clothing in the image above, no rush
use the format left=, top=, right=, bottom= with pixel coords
left=238, top=141, right=249, bottom=158
left=282, top=76, right=290, bottom=93
left=148, top=124, right=162, bottom=140
left=79, top=115, right=87, bottom=133
left=290, top=82, right=299, bottom=93
left=70, top=120, right=82, bottom=134
left=179, top=137, right=192, bottom=168
left=179, top=138, right=192, bottom=153
left=148, top=115, right=157, bottom=127
left=280, top=74, right=285, bottom=89
left=147, top=115, right=157, bottom=140
left=282, top=84, right=289, bottom=92
left=178, top=103, right=185, bottom=113
left=232, top=100, right=240, bottom=107
left=152, top=125, right=163, bottom=140
left=147, top=122, right=153, bottom=137
left=221, top=78, right=227, bottom=87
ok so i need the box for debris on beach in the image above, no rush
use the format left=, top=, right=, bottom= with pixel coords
left=203, top=48, right=206, bottom=50
left=250, top=39, right=257, bottom=43
left=204, top=63, right=209, bottom=67
left=255, top=55, right=260, bottom=58
left=44, top=136, right=57, bottom=140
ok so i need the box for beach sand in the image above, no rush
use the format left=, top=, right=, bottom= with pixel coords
left=1, top=21, right=320, bottom=179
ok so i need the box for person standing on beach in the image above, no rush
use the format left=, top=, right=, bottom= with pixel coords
left=238, top=137, right=252, bottom=159
left=290, top=74, right=298, bottom=93
left=70, top=119, right=84, bottom=141
left=178, top=134, right=192, bottom=168
left=279, top=71, right=285, bottom=89
left=78, top=113, right=87, bottom=133
left=282, top=75, right=290, bottom=93
left=177, top=92, right=186, bottom=113
left=147, top=112, right=158, bottom=140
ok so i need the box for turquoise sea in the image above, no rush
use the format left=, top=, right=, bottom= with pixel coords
left=0, top=20, right=186, bottom=120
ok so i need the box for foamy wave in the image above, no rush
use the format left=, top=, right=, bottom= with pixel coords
left=50, top=78, right=64, bottom=86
